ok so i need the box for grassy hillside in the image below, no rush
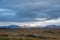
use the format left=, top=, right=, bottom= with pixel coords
left=0, top=28, right=60, bottom=40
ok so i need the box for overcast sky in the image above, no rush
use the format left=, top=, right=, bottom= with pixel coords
left=0, top=0, right=60, bottom=27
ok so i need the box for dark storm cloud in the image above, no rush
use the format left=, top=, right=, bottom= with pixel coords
left=0, top=0, right=60, bottom=22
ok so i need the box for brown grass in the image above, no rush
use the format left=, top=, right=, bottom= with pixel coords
left=0, top=28, right=60, bottom=40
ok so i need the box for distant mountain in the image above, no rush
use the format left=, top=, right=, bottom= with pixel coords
left=42, top=25, right=60, bottom=29
left=0, top=25, right=21, bottom=28
left=0, top=25, right=60, bottom=29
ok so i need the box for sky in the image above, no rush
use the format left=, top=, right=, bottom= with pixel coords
left=0, top=0, right=60, bottom=27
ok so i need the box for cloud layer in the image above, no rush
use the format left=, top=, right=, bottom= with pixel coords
left=0, top=18, right=60, bottom=27
left=0, top=0, right=60, bottom=26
